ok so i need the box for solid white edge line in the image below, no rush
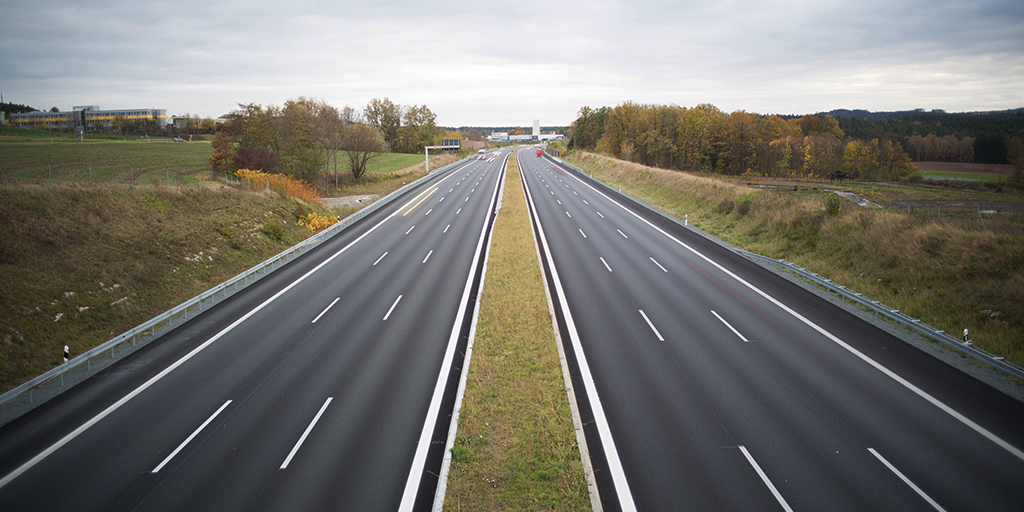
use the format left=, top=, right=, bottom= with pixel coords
left=559, top=161, right=1024, bottom=464
left=383, top=295, right=403, bottom=321
left=0, top=204, right=398, bottom=491
left=639, top=310, right=665, bottom=341
left=280, top=397, right=333, bottom=470
left=711, top=310, right=750, bottom=342
left=432, top=154, right=508, bottom=511
left=600, top=257, right=613, bottom=272
left=152, top=399, right=232, bottom=473
left=520, top=154, right=636, bottom=511
left=868, top=448, right=947, bottom=511
left=311, top=297, right=340, bottom=323
left=373, top=251, right=388, bottom=266
left=422, top=250, right=433, bottom=264
left=649, top=257, right=668, bottom=273
left=739, top=445, right=794, bottom=512
left=399, top=151, right=507, bottom=512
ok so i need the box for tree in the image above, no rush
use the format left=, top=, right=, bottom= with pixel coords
left=209, top=131, right=235, bottom=173
left=364, top=98, right=402, bottom=151
left=341, top=123, right=388, bottom=179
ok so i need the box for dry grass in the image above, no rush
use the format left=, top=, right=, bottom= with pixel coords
left=567, top=151, right=1024, bottom=367
left=444, top=152, right=590, bottom=510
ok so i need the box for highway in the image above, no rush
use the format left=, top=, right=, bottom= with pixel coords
left=0, top=150, right=509, bottom=511
left=517, top=150, right=1024, bottom=511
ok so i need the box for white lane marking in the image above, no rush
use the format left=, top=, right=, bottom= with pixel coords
left=574, top=191, right=578, bottom=195
left=471, top=188, right=475, bottom=193
left=617, top=229, right=628, bottom=239
left=579, top=229, right=587, bottom=239
left=561, top=163, right=1024, bottom=463
left=583, top=199, right=589, bottom=205
left=425, top=208, right=432, bottom=216
left=557, top=199, right=562, bottom=205
left=650, top=257, right=668, bottom=273
left=639, top=310, right=665, bottom=341
left=280, top=397, right=333, bottom=470
left=152, top=400, right=232, bottom=473
left=0, top=205, right=398, bottom=491
left=711, top=310, right=750, bottom=342
left=400, top=153, right=507, bottom=511
left=596, top=211, right=604, bottom=218
left=456, top=208, right=462, bottom=214
left=444, top=224, right=450, bottom=233
left=401, top=187, right=437, bottom=217
left=565, top=211, right=572, bottom=218
left=422, top=250, right=433, bottom=264
left=439, top=196, right=444, bottom=202
left=383, top=295, right=403, bottom=321
left=600, top=257, right=613, bottom=272
left=373, top=252, right=388, bottom=266
left=465, top=197, right=469, bottom=202
left=312, top=297, right=340, bottom=323
left=739, top=445, right=794, bottom=512
left=869, top=448, right=947, bottom=512
left=518, top=162, right=636, bottom=511
left=449, top=188, right=453, bottom=192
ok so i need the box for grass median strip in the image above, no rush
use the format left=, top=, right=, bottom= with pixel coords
left=444, top=151, right=590, bottom=510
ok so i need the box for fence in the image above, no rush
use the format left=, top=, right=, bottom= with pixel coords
left=548, top=155, right=1024, bottom=389
left=0, top=155, right=472, bottom=426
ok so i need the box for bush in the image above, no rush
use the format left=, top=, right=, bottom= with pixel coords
left=735, top=196, right=753, bottom=215
left=824, top=194, right=842, bottom=216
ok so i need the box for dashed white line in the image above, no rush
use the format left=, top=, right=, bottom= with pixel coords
left=649, top=257, right=668, bottom=273
left=383, top=295, right=403, bottom=321
left=566, top=211, right=572, bottom=218
left=639, top=310, right=665, bottom=341
left=579, top=229, right=587, bottom=238
left=557, top=199, right=562, bottom=205
left=456, top=208, right=462, bottom=214
left=583, top=200, right=589, bottom=205
left=617, top=229, right=628, bottom=238
left=422, top=250, right=433, bottom=264
left=739, top=445, right=793, bottom=512
left=869, top=448, right=947, bottom=512
left=373, top=252, right=388, bottom=265
left=312, top=297, right=340, bottom=323
left=425, top=208, right=432, bottom=216
left=600, top=257, right=612, bottom=272
left=280, top=397, right=333, bottom=470
left=444, top=224, right=450, bottom=233
left=152, top=400, right=232, bottom=473
left=405, top=226, right=415, bottom=235
left=711, top=310, right=750, bottom=342
left=596, top=211, right=604, bottom=218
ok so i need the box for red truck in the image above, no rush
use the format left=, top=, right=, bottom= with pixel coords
left=536, top=148, right=543, bottom=157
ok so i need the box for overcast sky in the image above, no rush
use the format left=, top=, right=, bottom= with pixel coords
left=2, top=0, right=1022, bottom=127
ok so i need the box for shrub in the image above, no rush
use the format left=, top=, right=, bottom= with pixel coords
left=736, top=196, right=753, bottom=215
left=824, top=194, right=842, bottom=216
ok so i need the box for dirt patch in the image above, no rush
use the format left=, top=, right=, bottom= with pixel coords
left=913, top=161, right=1014, bottom=175
left=322, top=195, right=376, bottom=208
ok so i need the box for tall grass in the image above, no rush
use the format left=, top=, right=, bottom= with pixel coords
left=567, top=152, right=1024, bottom=367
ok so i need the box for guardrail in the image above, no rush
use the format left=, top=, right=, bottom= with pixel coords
left=548, top=154, right=1024, bottom=388
left=0, top=156, right=472, bottom=425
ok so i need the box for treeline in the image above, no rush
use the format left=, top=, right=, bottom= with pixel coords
left=570, top=103, right=916, bottom=181
left=210, top=97, right=453, bottom=188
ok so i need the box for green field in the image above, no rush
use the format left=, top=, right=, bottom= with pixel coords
left=919, top=169, right=1003, bottom=182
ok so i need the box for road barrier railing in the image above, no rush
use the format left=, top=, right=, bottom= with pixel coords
left=549, top=155, right=1024, bottom=389
left=0, top=156, right=472, bottom=426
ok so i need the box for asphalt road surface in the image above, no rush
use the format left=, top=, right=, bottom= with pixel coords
left=518, top=150, right=1024, bottom=511
left=0, top=150, right=509, bottom=511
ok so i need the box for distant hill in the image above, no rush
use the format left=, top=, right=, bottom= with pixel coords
left=819, top=108, right=1024, bottom=122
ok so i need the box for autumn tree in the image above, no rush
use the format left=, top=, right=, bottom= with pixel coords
left=341, top=123, right=388, bottom=179
left=364, top=98, right=402, bottom=151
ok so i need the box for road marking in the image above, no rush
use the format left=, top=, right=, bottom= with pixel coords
left=600, top=257, right=613, bottom=272
left=439, top=196, right=444, bottom=202
left=650, top=257, right=668, bottom=273
left=465, top=197, right=469, bottom=202
left=383, top=295, right=403, bottom=321
left=444, top=224, right=450, bottom=233
left=312, top=298, right=340, bottom=323
left=280, top=397, right=333, bottom=470
left=400, top=187, right=437, bottom=217
left=739, top=445, right=793, bottom=512
left=0, top=204, right=397, bottom=491
left=583, top=200, right=589, bottom=205
left=557, top=199, right=562, bottom=205
left=869, top=448, right=947, bottom=512
left=456, top=208, right=462, bottom=214
left=617, top=229, right=628, bottom=238
left=596, top=211, right=604, bottom=218
left=373, top=252, right=388, bottom=266
left=574, top=191, right=578, bottom=195
left=560, top=161, right=1024, bottom=464
left=406, top=226, right=415, bottom=235
left=579, top=229, right=587, bottom=239
left=711, top=310, right=750, bottom=342
left=566, top=211, right=571, bottom=218
left=639, top=310, right=665, bottom=341
left=152, top=400, right=232, bottom=473
left=425, top=208, right=432, bottom=216
left=422, top=250, right=433, bottom=264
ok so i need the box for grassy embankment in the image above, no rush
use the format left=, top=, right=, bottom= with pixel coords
left=565, top=151, right=1024, bottom=369
left=444, top=151, right=590, bottom=510
left=0, top=139, right=462, bottom=393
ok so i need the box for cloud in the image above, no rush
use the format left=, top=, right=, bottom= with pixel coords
left=1, top=0, right=1021, bottom=125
